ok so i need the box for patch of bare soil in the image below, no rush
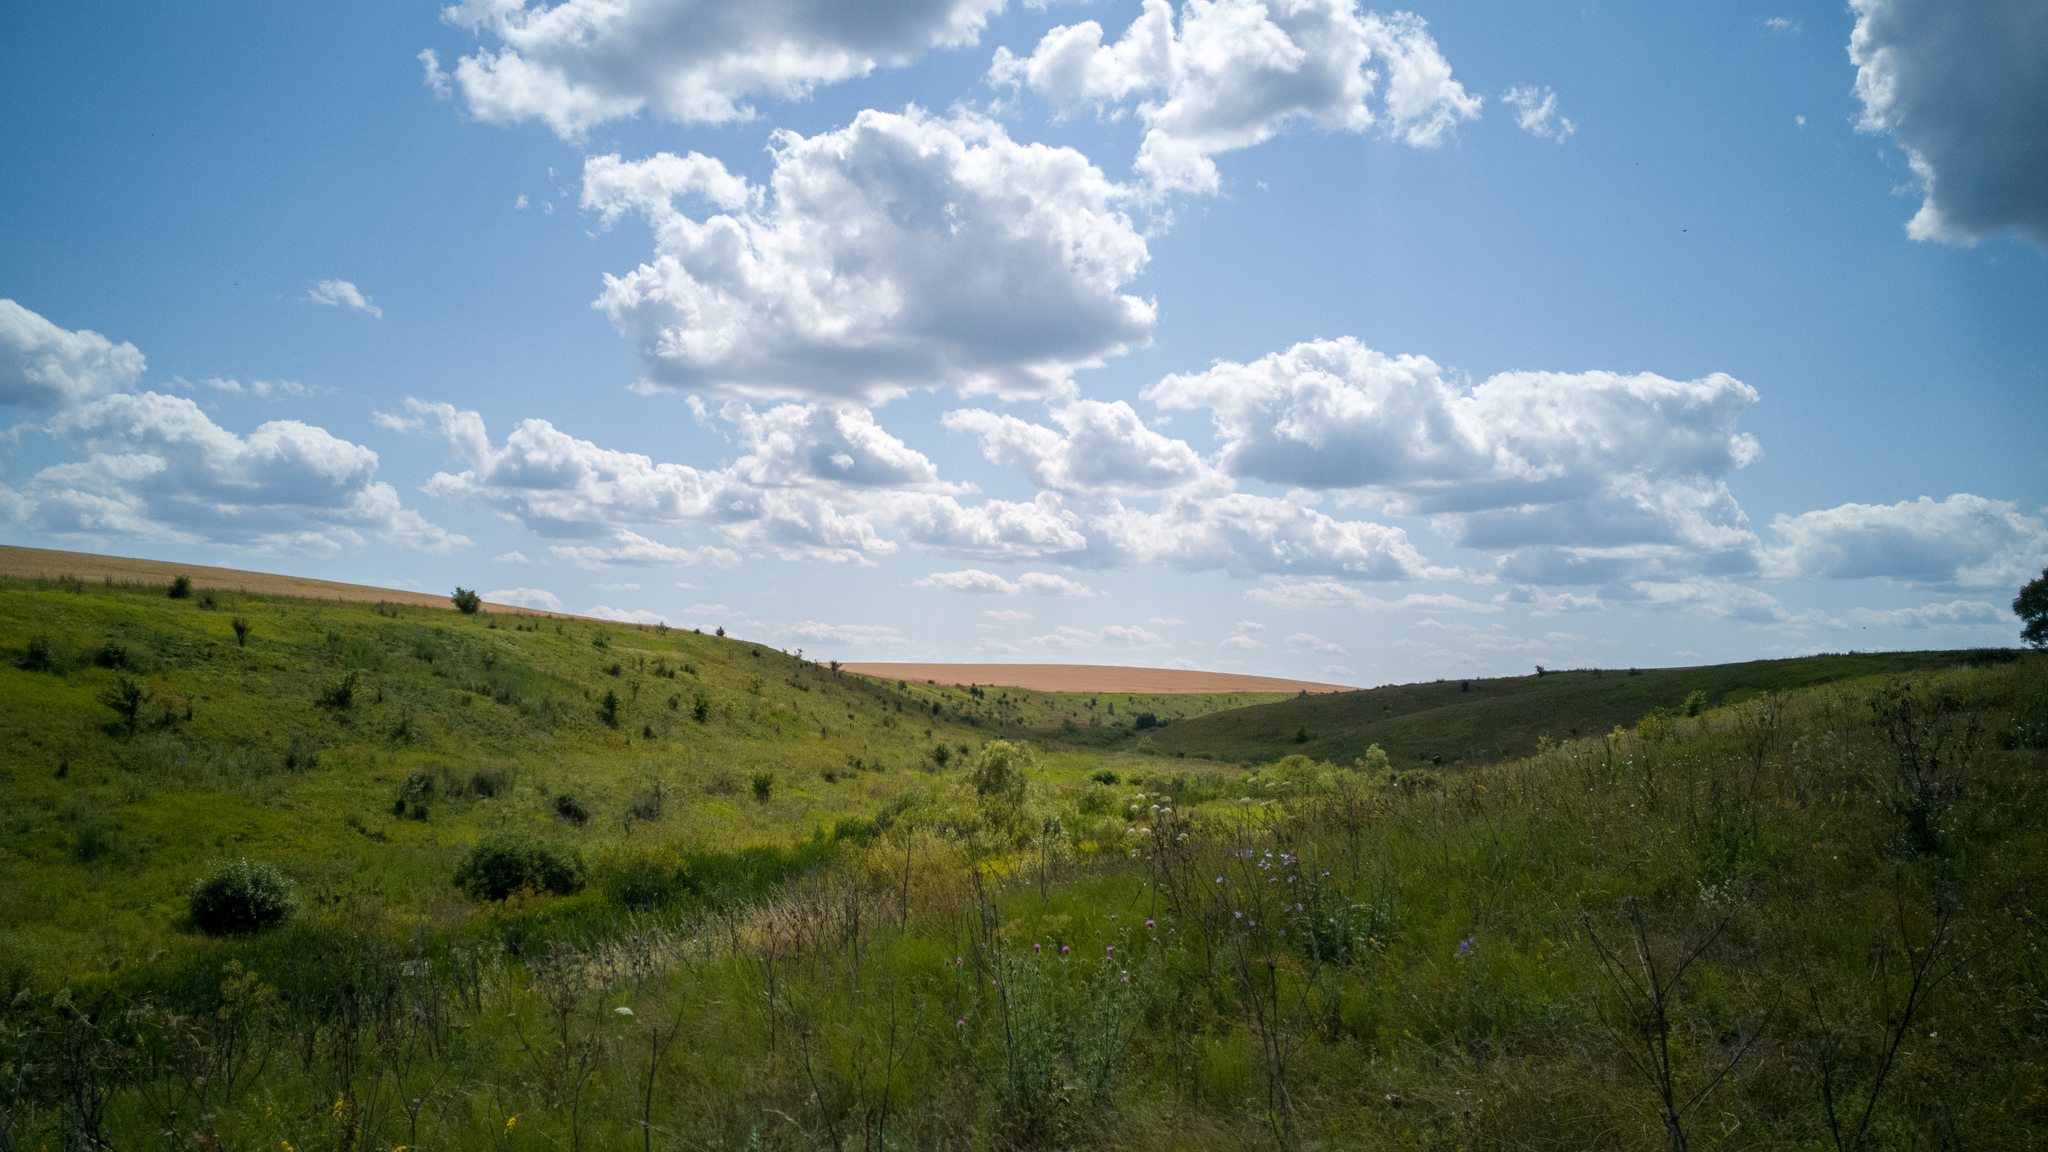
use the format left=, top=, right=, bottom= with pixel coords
left=840, top=662, right=1356, bottom=695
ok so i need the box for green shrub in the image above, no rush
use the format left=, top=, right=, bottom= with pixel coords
left=168, top=575, right=192, bottom=600
left=1089, top=769, right=1120, bottom=785
left=554, top=793, right=591, bottom=825
left=750, top=771, right=774, bottom=804
left=283, top=733, right=320, bottom=773
left=451, top=587, right=482, bottom=614
left=189, top=858, right=297, bottom=935
left=453, top=830, right=584, bottom=901
left=603, top=852, right=683, bottom=911
left=20, top=633, right=58, bottom=673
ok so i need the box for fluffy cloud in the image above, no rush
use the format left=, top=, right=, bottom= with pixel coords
left=411, top=398, right=1082, bottom=565
left=915, top=568, right=1096, bottom=594
left=1848, top=600, right=2008, bottom=629
left=435, top=0, right=1006, bottom=138
left=943, top=400, right=1212, bottom=495
left=6, top=392, right=466, bottom=555
left=1502, top=84, right=1573, bottom=141
left=0, top=300, right=146, bottom=411
left=0, top=303, right=462, bottom=555
left=1760, top=494, right=2048, bottom=587
left=484, top=586, right=565, bottom=610
left=1245, top=579, right=1499, bottom=613
left=588, top=605, right=672, bottom=625
left=1848, top=0, right=2048, bottom=248
left=945, top=396, right=1452, bottom=579
left=550, top=531, right=741, bottom=570
left=781, top=620, right=913, bottom=646
left=305, top=279, right=382, bottom=317
left=1147, top=337, right=1763, bottom=582
left=585, top=108, right=1154, bottom=402
left=1020, top=622, right=1164, bottom=649
left=989, top=0, right=1479, bottom=193
left=1286, top=631, right=1347, bottom=654
left=1624, top=578, right=1841, bottom=631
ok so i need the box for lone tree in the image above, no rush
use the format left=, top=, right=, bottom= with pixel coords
left=2017, top=566, right=2048, bottom=649
left=452, top=587, right=482, bottom=614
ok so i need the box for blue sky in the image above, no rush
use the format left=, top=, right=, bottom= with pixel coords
left=2, top=0, right=2043, bottom=684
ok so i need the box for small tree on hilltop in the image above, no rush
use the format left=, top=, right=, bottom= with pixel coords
left=452, top=587, right=482, bottom=614
left=2016, top=567, right=2048, bottom=649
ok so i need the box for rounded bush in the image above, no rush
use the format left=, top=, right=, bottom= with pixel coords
left=453, top=830, right=584, bottom=901
left=189, top=858, right=297, bottom=935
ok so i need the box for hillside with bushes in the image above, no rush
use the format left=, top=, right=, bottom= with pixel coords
left=2, top=568, right=2045, bottom=1150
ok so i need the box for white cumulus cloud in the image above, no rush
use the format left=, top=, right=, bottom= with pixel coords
left=588, top=605, right=672, bottom=625
left=1849, top=0, right=2048, bottom=249
left=1502, top=84, right=1573, bottom=141
left=305, top=280, right=383, bottom=317
left=412, top=398, right=1082, bottom=566
left=483, top=586, right=565, bottom=610
left=436, top=0, right=1006, bottom=138
left=915, top=568, right=1097, bottom=595
left=1848, top=600, right=2008, bottom=629
left=0, top=303, right=462, bottom=555
left=1246, top=580, right=1499, bottom=613
left=584, top=109, right=1154, bottom=403
left=0, top=300, right=146, bottom=411
left=989, top=0, right=1479, bottom=193
left=1147, top=336, right=1763, bottom=582
left=1760, top=494, right=2048, bottom=587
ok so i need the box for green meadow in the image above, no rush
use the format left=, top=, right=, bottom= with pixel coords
left=3, top=571, right=2046, bottom=1150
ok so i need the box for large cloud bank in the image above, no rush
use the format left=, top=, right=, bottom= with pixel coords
left=0, top=302, right=465, bottom=555
left=1849, top=0, right=2048, bottom=248
left=1143, top=338, right=1763, bottom=582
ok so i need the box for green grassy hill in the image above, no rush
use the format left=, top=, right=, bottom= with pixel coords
left=1145, top=649, right=2023, bottom=766
left=0, top=571, right=1253, bottom=976
left=4, top=565, right=2047, bottom=1151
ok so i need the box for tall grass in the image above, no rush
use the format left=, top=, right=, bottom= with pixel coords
left=3, top=656, right=2044, bottom=1149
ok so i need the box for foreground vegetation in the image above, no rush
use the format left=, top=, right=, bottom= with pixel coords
left=3, top=571, right=2046, bottom=1150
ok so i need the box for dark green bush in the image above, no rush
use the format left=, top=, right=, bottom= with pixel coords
left=453, top=830, right=583, bottom=901
left=451, top=587, right=482, bottom=614
left=1090, top=769, right=1120, bottom=785
left=605, top=855, right=683, bottom=911
left=553, top=793, right=591, bottom=825
left=168, top=575, right=192, bottom=600
left=189, top=858, right=297, bottom=935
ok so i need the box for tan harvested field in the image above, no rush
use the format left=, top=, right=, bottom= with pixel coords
left=843, top=662, right=1356, bottom=694
left=0, top=545, right=576, bottom=618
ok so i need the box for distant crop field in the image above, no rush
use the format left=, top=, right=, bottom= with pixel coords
left=843, top=661, right=1354, bottom=694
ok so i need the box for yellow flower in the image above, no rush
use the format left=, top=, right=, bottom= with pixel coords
left=505, top=1116, right=518, bottom=1135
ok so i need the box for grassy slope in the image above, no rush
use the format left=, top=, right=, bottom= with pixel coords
left=5, top=634, right=2043, bottom=1151
left=1148, top=649, right=2022, bottom=766
left=0, top=576, right=1269, bottom=977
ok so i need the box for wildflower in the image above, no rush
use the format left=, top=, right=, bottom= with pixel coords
left=1456, top=936, right=1475, bottom=958
left=1033, top=942, right=1042, bottom=951
left=1106, top=945, right=1114, bottom=953
left=505, top=1117, right=517, bottom=1135
left=1061, top=945, right=1071, bottom=954
left=956, top=1019, right=965, bottom=1027
left=1145, top=919, right=1155, bottom=927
